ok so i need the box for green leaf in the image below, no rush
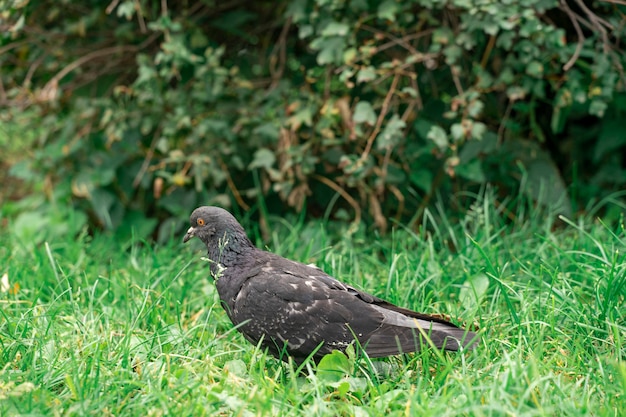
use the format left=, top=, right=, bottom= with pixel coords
left=90, top=189, right=116, bottom=229
left=518, top=142, right=572, bottom=217
left=337, top=381, right=351, bottom=396
left=594, top=119, right=626, bottom=162
left=385, top=164, right=406, bottom=184
left=483, top=22, right=499, bottom=36
left=459, top=132, right=497, bottom=163
left=459, top=274, right=489, bottom=310
left=506, top=86, right=526, bottom=101
left=356, top=66, right=377, bottom=83
left=471, top=122, right=487, bottom=140
left=8, top=160, right=36, bottom=181
left=116, top=1, right=135, bottom=20
left=401, top=86, right=417, bottom=97
left=253, top=123, right=279, bottom=141
left=414, top=119, right=433, bottom=139
left=298, top=24, right=314, bottom=39
left=9, top=14, right=25, bottom=33
left=589, top=99, right=608, bottom=117
left=317, top=350, right=351, bottom=382
left=115, top=210, right=158, bottom=243
left=467, top=100, right=484, bottom=118
left=224, top=359, right=248, bottom=377
left=13, top=211, right=50, bottom=244
left=353, top=101, right=377, bottom=125
left=432, top=27, right=453, bottom=45
left=377, top=0, right=398, bottom=21
left=427, top=125, right=449, bottom=150
left=410, top=169, right=433, bottom=193
left=321, top=21, right=350, bottom=37
left=292, top=107, right=314, bottom=127
left=459, top=273, right=490, bottom=310
left=526, top=61, right=544, bottom=78
left=249, top=148, right=276, bottom=170
left=376, top=114, right=406, bottom=149
left=455, top=159, right=485, bottom=182
left=343, top=47, right=357, bottom=64
left=450, top=123, right=465, bottom=142
left=311, top=37, right=346, bottom=65
left=286, top=0, right=308, bottom=23
left=444, top=45, right=462, bottom=65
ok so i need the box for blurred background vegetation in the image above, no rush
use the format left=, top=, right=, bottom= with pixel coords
left=1, top=0, right=625, bottom=244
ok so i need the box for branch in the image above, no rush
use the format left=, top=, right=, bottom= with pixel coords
left=313, top=174, right=361, bottom=228
left=268, top=16, right=292, bottom=90
left=572, top=0, right=611, bottom=53
left=360, top=72, right=400, bottom=163
left=362, top=24, right=422, bottom=56
left=40, top=45, right=138, bottom=101
left=560, top=0, right=585, bottom=71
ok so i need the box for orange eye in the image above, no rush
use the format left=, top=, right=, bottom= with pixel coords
left=197, top=218, right=205, bottom=226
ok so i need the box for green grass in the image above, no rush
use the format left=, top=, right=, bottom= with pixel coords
left=0, top=200, right=624, bottom=416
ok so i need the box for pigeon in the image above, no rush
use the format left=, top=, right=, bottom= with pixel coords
left=183, top=206, right=477, bottom=363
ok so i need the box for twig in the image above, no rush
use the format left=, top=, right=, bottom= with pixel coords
left=362, top=24, right=421, bottom=56
left=135, top=0, right=147, bottom=33
left=41, top=45, right=138, bottom=99
left=560, top=0, right=585, bottom=71
left=387, top=184, right=405, bottom=222
left=133, top=130, right=160, bottom=188
left=105, top=0, right=120, bottom=14
left=269, top=16, right=292, bottom=90
left=360, top=72, right=399, bottom=162
left=573, top=0, right=613, bottom=30
left=450, top=66, right=464, bottom=96
left=313, top=174, right=361, bottom=227
left=378, top=147, right=393, bottom=195
left=400, top=75, right=423, bottom=122
left=0, top=39, right=30, bottom=56
left=573, top=0, right=611, bottom=53
left=480, top=35, right=496, bottom=69
left=220, top=159, right=250, bottom=210
left=368, top=193, right=387, bottom=231
left=370, top=53, right=438, bottom=85
left=24, top=55, right=45, bottom=87
left=375, top=29, right=434, bottom=54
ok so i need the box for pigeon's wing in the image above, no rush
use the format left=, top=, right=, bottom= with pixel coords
left=341, top=286, right=477, bottom=352
left=230, top=267, right=369, bottom=360
left=299, top=262, right=478, bottom=352
left=230, top=258, right=476, bottom=360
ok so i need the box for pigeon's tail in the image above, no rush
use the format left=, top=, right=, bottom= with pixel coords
left=362, top=305, right=478, bottom=357
left=415, top=320, right=478, bottom=350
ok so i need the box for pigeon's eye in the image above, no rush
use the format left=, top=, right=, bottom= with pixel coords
left=197, top=218, right=205, bottom=226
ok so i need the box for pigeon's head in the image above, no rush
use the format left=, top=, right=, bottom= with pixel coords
left=182, top=206, right=249, bottom=248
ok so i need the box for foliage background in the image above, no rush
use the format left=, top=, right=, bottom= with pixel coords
left=1, top=0, right=625, bottom=241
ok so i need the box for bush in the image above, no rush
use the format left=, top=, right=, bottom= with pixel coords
left=1, top=0, right=625, bottom=241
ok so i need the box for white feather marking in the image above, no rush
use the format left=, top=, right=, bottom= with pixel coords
left=370, top=304, right=452, bottom=331
left=288, top=337, right=305, bottom=349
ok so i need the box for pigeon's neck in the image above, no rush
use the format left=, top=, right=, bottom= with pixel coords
left=206, top=229, right=254, bottom=277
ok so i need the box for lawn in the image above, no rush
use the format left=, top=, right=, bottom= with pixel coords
left=1, top=200, right=624, bottom=416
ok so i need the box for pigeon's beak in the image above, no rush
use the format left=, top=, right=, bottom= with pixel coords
left=183, top=226, right=196, bottom=243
